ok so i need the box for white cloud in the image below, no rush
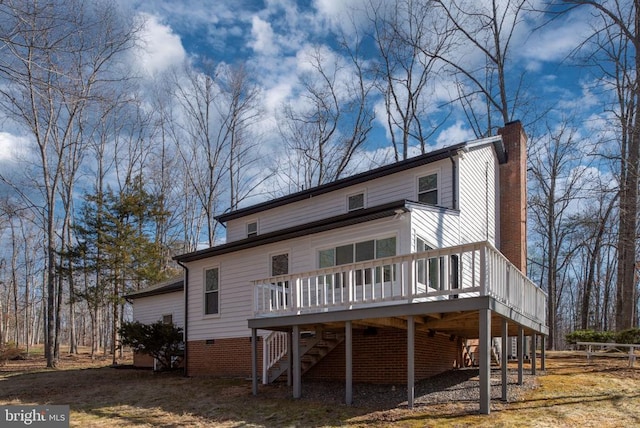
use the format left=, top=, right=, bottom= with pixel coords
left=0, top=132, right=28, bottom=162
left=436, top=122, right=476, bottom=148
left=134, top=13, right=187, bottom=76
left=520, top=12, right=592, bottom=64
left=249, top=16, right=278, bottom=55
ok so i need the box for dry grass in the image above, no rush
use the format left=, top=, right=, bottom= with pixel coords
left=1, top=348, right=639, bottom=427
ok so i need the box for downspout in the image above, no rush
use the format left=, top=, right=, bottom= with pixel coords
left=177, top=259, right=189, bottom=377
left=449, top=150, right=458, bottom=210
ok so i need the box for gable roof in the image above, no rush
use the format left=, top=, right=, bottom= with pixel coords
left=216, top=136, right=505, bottom=223
left=174, top=200, right=411, bottom=263
left=124, top=277, right=184, bottom=300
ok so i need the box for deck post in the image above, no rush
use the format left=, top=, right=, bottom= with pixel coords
left=531, top=334, right=537, bottom=375
left=501, top=318, right=508, bottom=402
left=407, top=315, right=415, bottom=409
left=541, top=335, right=546, bottom=371
left=345, top=321, right=353, bottom=405
left=251, top=328, right=258, bottom=396
left=517, top=326, right=524, bottom=385
left=287, top=330, right=293, bottom=386
left=292, top=325, right=301, bottom=398
left=479, top=308, right=491, bottom=414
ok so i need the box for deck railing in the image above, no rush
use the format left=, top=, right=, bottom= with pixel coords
left=252, top=241, right=546, bottom=326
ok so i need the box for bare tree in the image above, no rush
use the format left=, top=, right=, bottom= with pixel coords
left=558, top=0, right=640, bottom=329
left=216, top=63, right=269, bottom=211
left=171, top=64, right=227, bottom=247
left=0, top=0, right=140, bottom=366
left=368, top=0, right=452, bottom=160
left=528, top=121, right=592, bottom=348
left=433, top=0, right=531, bottom=137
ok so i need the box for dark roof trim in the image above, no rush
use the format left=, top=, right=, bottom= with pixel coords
left=174, top=200, right=409, bottom=263
left=216, top=143, right=468, bottom=223
left=125, top=279, right=184, bottom=299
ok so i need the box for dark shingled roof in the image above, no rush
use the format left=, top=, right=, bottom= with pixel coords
left=124, top=277, right=183, bottom=299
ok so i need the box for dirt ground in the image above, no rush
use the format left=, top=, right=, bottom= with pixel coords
left=1, top=349, right=639, bottom=427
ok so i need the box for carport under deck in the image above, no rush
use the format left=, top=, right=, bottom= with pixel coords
left=248, top=242, right=548, bottom=414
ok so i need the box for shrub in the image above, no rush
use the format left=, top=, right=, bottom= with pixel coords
left=119, top=321, right=184, bottom=371
left=565, top=329, right=616, bottom=345
left=615, top=328, right=640, bottom=344
left=0, top=342, right=24, bottom=366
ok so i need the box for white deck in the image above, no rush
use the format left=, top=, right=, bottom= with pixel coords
left=252, top=241, right=547, bottom=327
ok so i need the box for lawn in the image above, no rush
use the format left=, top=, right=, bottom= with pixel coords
left=1, top=349, right=639, bottom=427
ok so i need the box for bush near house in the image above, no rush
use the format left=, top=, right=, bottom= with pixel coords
left=119, top=321, right=184, bottom=371
left=566, top=328, right=640, bottom=345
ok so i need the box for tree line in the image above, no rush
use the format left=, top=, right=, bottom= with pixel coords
left=0, top=0, right=637, bottom=366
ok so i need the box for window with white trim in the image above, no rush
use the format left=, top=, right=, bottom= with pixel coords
left=417, top=173, right=438, bottom=205
left=271, top=253, right=289, bottom=276
left=162, top=314, right=173, bottom=325
left=247, top=221, right=258, bottom=238
left=347, top=192, right=365, bottom=211
left=271, top=253, right=289, bottom=307
left=204, top=267, right=219, bottom=315
left=319, top=237, right=396, bottom=268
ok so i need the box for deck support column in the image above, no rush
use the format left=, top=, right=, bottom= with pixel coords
left=479, top=308, right=491, bottom=414
left=345, top=321, right=353, bottom=405
left=292, top=325, right=301, bottom=399
left=251, top=328, right=258, bottom=396
left=517, top=326, right=524, bottom=385
left=287, top=330, right=293, bottom=386
left=407, top=315, right=415, bottom=409
left=541, top=335, right=546, bottom=371
left=501, top=318, right=508, bottom=402
left=531, top=334, right=537, bottom=375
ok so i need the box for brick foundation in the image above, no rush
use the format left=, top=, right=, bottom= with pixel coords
left=304, top=327, right=462, bottom=383
left=187, top=337, right=263, bottom=377
left=133, top=352, right=154, bottom=368
left=187, top=328, right=461, bottom=384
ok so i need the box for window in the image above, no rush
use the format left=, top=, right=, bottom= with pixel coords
left=271, top=253, right=289, bottom=307
left=418, top=173, right=438, bottom=205
left=205, top=267, right=219, bottom=315
left=162, top=314, right=173, bottom=325
left=416, top=237, right=459, bottom=291
left=347, top=193, right=365, bottom=211
left=319, top=237, right=396, bottom=268
left=271, top=253, right=289, bottom=276
left=416, top=237, right=439, bottom=289
left=247, top=221, right=258, bottom=238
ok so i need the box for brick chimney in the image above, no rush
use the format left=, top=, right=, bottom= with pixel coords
left=498, top=121, right=527, bottom=273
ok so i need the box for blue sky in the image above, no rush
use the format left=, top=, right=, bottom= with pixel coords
left=118, top=0, right=598, bottom=152
left=0, top=0, right=608, bottom=210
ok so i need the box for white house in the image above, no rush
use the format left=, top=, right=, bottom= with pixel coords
left=125, top=277, right=184, bottom=368
left=173, top=121, right=547, bottom=414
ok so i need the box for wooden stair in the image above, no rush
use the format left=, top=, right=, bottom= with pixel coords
left=463, top=339, right=501, bottom=367
left=266, top=330, right=344, bottom=383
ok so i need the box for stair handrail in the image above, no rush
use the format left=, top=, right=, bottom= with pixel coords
left=263, top=331, right=288, bottom=384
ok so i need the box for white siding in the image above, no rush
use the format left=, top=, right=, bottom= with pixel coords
left=225, top=158, right=454, bottom=242
left=186, top=216, right=406, bottom=341
left=457, top=145, right=499, bottom=246
left=410, top=206, right=461, bottom=249
left=133, top=292, right=184, bottom=328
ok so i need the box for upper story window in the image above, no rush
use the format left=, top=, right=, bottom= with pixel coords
left=347, top=192, right=365, bottom=211
left=247, top=221, right=258, bottom=238
left=204, top=267, right=219, bottom=315
left=418, top=173, right=438, bottom=205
